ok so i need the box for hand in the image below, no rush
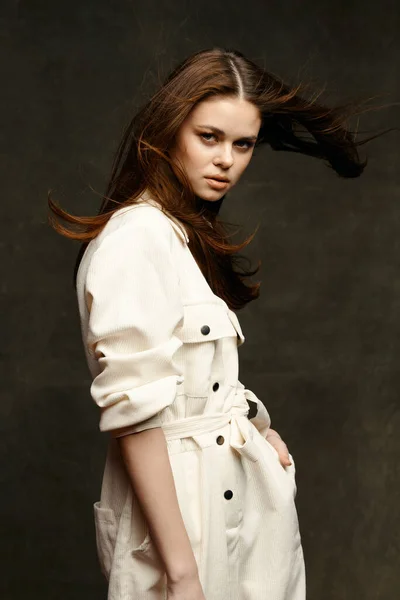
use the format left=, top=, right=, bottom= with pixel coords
left=266, top=428, right=292, bottom=467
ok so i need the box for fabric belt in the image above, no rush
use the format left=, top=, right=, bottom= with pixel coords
left=161, top=386, right=260, bottom=463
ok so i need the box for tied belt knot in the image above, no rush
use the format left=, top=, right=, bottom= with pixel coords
left=161, top=386, right=264, bottom=463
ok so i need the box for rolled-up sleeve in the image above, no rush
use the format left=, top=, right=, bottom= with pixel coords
left=238, top=380, right=271, bottom=438
left=84, top=216, right=184, bottom=437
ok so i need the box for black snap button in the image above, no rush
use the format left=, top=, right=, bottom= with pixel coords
left=201, top=325, right=210, bottom=335
left=212, top=382, right=219, bottom=392
left=216, top=435, right=224, bottom=445
left=224, top=490, right=233, bottom=500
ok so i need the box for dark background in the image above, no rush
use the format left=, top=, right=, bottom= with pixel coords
left=1, top=1, right=400, bottom=598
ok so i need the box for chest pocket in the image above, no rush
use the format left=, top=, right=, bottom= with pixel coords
left=180, top=301, right=245, bottom=346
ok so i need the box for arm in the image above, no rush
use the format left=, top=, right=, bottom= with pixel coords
left=84, top=213, right=197, bottom=581
left=117, top=427, right=199, bottom=583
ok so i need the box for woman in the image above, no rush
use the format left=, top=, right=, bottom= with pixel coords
left=48, top=47, right=386, bottom=600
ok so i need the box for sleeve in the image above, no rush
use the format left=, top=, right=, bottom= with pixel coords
left=84, top=217, right=184, bottom=437
left=237, top=379, right=271, bottom=438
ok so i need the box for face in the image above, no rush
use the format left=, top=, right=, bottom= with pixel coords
left=169, top=95, right=261, bottom=201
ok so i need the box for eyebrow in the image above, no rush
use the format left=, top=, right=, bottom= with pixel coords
left=196, top=124, right=258, bottom=141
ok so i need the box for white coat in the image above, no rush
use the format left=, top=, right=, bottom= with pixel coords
left=76, top=189, right=306, bottom=600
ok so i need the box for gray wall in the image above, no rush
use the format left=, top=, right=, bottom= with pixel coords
left=1, top=1, right=399, bottom=598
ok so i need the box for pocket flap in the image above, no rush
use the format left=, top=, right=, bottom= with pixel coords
left=93, top=502, right=117, bottom=579
left=180, top=302, right=238, bottom=343
left=93, top=502, right=116, bottom=525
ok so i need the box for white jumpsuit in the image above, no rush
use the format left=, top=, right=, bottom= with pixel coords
left=76, top=190, right=306, bottom=600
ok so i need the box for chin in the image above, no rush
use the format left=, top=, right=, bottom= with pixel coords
left=196, top=188, right=224, bottom=202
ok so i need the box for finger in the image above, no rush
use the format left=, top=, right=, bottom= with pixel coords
left=267, top=428, right=281, bottom=439
left=278, top=445, right=292, bottom=467
left=270, top=438, right=292, bottom=466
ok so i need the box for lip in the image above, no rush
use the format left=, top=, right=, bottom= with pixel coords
left=205, top=177, right=229, bottom=190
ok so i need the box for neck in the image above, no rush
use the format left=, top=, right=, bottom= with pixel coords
left=195, top=194, right=225, bottom=217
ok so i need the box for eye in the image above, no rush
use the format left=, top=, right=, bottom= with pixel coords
left=200, top=133, right=216, bottom=143
left=199, top=133, right=255, bottom=150
left=235, top=140, right=255, bottom=150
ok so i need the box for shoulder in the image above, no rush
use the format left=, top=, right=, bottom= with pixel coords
left=77, top=199, right=188, bottom=285
left=92, top=205, right=172, bottom=254
left=99, top=202, right=188, bottom=251
left=110, top=203, right=172, bottom=234
left=82, top=205, right=177, bottom=287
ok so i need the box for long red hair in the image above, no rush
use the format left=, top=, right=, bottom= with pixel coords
left=47, top=47, right=391, bottom=310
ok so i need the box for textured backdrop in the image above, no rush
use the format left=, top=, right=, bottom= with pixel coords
left=1, top=1, right=399, bottom=599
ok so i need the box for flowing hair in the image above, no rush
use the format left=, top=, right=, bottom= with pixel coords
left=47, top=47, right=394, bottom=310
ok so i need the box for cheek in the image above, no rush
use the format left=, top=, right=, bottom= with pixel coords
left=184, top=140, right=211, bottom=169
left=172, top=142, right=205, bottom=180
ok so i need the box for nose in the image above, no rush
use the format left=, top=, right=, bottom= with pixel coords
left=213, top=143, right=234, bottom=169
